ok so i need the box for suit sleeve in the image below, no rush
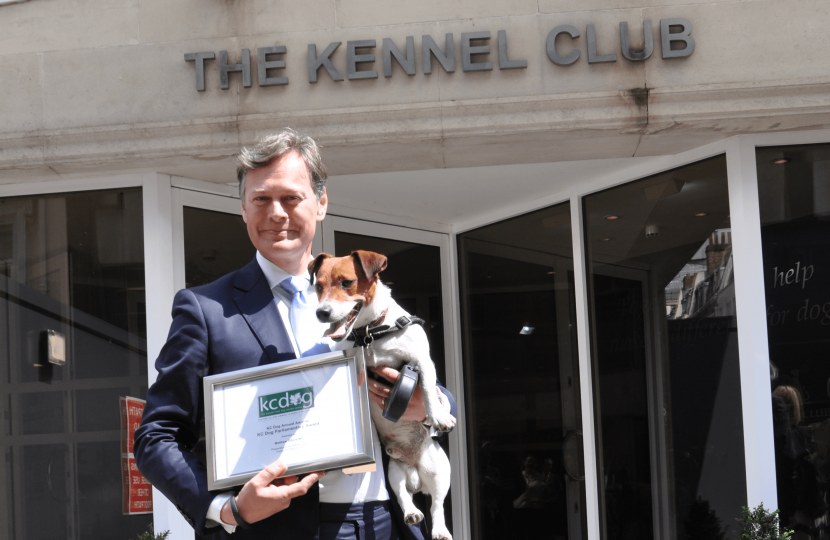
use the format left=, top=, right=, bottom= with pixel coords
left=133, top=288, right=220, bottom=535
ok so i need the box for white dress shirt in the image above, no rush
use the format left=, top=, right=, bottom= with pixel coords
left=206, top=252, right=389, bottom=534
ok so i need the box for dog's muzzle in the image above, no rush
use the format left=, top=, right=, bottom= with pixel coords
left=322, top=302, right=362, bottom=341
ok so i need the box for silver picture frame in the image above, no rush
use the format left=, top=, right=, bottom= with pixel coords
left=203, top=347, right=375, bottom=491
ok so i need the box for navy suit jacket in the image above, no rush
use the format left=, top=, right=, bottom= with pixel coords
left=134, top=258, right=456, bottom=539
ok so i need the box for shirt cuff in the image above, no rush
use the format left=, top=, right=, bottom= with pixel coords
left=206, top=492, right=237, bottom=534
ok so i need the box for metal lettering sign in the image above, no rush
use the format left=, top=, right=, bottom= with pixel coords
left=184, top=19, right=695, bottom=91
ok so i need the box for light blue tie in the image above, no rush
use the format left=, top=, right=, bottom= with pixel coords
left=279, top=276, right=330, bottom=357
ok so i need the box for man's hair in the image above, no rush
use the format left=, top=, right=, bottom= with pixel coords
left=236, top=127, right=328, bottom=201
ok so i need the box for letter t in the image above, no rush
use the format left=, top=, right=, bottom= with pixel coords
left=184, top=52, right=216, bottom=92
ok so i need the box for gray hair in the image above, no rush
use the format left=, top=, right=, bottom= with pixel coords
left=236, top=127, right=327, bottom=201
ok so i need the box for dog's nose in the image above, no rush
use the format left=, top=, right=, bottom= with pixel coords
left=316, top=307, right=332, bottom=322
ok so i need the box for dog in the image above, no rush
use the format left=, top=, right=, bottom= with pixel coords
left=310, top=250, right=456, bottom=540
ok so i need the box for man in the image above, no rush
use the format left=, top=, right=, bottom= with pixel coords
left=134, top=128, right=456, bottom=540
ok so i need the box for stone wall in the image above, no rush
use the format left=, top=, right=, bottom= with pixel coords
left=1, top=0, right=829, bottom=183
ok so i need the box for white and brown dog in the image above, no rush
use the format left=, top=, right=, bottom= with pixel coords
left=310, top=250, right=456, bottom=540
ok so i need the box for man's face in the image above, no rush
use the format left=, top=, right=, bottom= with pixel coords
left=241, top=151, right=327, bottom=271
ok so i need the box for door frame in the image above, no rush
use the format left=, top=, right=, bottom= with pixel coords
left=323, top=214, right=471, bottom=540
left=170, top=187, right=244, bottom=292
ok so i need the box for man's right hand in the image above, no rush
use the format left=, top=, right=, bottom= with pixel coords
left=220, top=460, right=324, bottom=526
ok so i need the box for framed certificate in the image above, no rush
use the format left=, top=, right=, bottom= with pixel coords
left=203, top=347, right=375, bottom=491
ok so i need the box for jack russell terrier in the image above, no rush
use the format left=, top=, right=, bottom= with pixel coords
left=310, top=250, right=456, bottom=540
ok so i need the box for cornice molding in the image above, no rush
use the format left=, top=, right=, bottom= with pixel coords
left=2, top=78, right=830, bottom=176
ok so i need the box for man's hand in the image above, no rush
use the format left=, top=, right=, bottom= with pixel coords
left=368, top=366, right=427, bottom=422
left=220, top=460, right=323, bottom=526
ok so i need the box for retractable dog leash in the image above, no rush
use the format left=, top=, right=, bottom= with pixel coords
left=348, top=315, right=425, bottom=422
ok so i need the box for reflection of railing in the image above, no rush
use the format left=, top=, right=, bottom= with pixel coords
left=0, top=273, right=147, bottom=355
left=674, top=253, right=734, bottom=319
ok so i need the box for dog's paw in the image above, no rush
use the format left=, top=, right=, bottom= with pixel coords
left=432, top=526, right=452, bottom=540
left=405, top=510, right=424, bottom=526
left=428, top=410, right=456, bottom=433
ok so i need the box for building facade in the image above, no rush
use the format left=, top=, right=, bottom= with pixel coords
left=2, top=0, right=830, bottom=538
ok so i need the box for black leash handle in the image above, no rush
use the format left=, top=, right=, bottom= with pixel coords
left=382, top=363, right=420, bottom=422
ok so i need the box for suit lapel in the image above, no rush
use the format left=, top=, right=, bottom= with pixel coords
left=232, top=258, right=297, bottom=364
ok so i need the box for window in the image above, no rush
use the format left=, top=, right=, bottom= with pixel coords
left=0, top=188, right=151, bottom=539
left=583, top=155, right=747, bottom=539
left=458, top=202, right=587, bottom=540
left=758, top=144, right=830, bottom=539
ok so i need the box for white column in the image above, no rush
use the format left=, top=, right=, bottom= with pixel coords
left=725, top=135, right=778, bottom=509
left=569, top=194, right=602, bottom=539
left=142, top=173, right=196, bottom=540
left=445, top=232, right=472, bottom=540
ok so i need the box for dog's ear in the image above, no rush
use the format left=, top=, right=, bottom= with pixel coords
left=308, top=253, right=333, bottom=284
left=351, top=250, right=387, bottom=280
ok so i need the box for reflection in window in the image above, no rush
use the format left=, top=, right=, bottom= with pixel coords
left=182, top=206, right=255, bottom=288
left=0, top=189, right=150, bottom=539
left=458, top=203, right=587, bottom=540
left=583, top=155, right=747, bottom=539
left=758, top=144, right=830, bottom=539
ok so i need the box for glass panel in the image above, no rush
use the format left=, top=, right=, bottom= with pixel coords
left=583, top=155, right=747, bottom=539
left=0, top=188, right=151, bottom=539
left=757, top=144, right=830, bottom=539
left=333, top=230, right=450, bottom=533
left=182, top=206, right=255, bottom=288
left=457, top=203, right=587, bottom=540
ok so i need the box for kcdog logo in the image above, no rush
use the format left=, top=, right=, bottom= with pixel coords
left=258, top=387, right=314, bottom=418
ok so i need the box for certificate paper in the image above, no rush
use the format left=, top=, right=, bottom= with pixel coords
left=204, top=349, right=375, bottom=490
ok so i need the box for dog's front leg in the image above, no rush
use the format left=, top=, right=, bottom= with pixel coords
left=394, top=346, right=455, bottom=432
left=388, top=459, right=423, bottom=526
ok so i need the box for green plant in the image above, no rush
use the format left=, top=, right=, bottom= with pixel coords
left=133, top=524, right=170, bottom=540
left=736, top=503, right=793, bottom=540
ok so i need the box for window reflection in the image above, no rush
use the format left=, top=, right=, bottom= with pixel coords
left=584, top=155, right=747, bottom=539
left=458, top=203, right=587, bottom=540
left=182, top=206, right=255, bottom=289
left=0, top=189, right=151, bottom=539
left=758, top=144, right=830, bottom=539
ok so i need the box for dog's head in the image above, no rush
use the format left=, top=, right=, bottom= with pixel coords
left=308, top=250, right=388, bottom=341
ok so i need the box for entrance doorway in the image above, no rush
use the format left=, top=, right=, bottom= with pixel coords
left=170, top=190, right=459, bottom=537
left=456, top=202, right=588, bottom=540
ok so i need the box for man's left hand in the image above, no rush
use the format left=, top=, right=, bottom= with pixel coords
left=367, top=366, right=426, bottom=422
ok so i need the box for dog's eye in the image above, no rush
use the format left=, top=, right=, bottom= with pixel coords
left=340, top=280, right=355, bottom=289
left=315, top=284, right=323, bottom=293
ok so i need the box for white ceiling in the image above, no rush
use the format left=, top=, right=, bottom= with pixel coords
left=325, top=156, right=662, bottom=229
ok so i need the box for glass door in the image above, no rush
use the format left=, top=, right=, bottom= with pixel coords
left=171, top=188, right=255, bottom=292
left=456, top=202, right=587, bottom=540
left=582, top=155, right=748, bottom=539
left=323, top=215, right=460, bottom=537
left=168, top=194, right=461, bottom=537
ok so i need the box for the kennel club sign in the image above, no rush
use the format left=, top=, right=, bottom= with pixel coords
left=184, top=18, right=694, bottom=91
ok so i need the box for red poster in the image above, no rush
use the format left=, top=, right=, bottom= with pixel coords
left=121, top=396, right=152, bottom=515
left=121, top=456, right=153, bottom=514
left=120, top=396, right=144, bottom=455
